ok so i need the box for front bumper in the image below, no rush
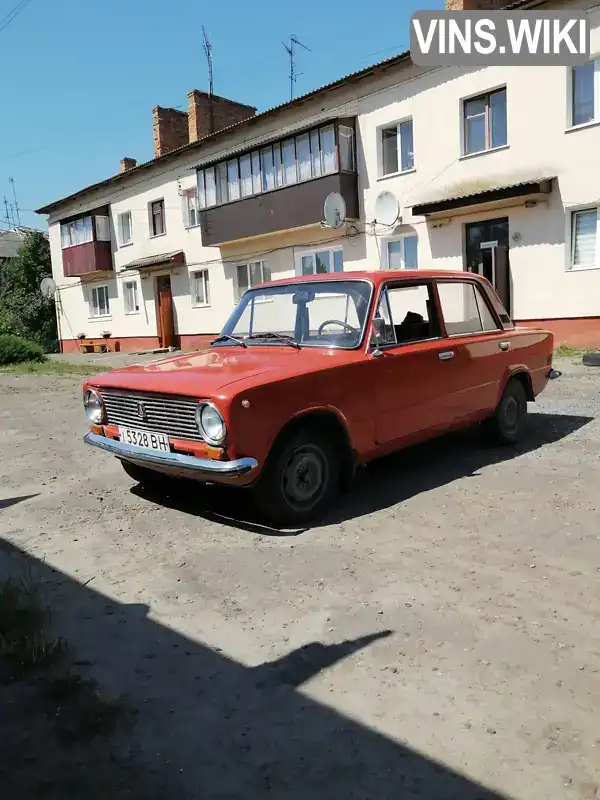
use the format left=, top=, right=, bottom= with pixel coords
left=83, top=432, right=258, bottom=483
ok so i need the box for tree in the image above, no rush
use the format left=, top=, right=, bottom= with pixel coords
left=0, top=231, right=58, bottom=352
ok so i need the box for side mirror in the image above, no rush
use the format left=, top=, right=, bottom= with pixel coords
left=371, top=316, right=385, bottom=357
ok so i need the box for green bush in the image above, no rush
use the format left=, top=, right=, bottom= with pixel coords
left=0, top=334, right=45, bottom=366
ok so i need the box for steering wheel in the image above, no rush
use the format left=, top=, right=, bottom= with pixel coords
left=317, top=319, right=358, bottom=337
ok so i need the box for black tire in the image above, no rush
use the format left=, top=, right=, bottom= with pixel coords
left=119, top=459, right=170, bottom=488
left=582, top=352, right=600, bottom=367
left=254, top=427, right=340, bottom=527
left=484, top=378, right=528, bottom=445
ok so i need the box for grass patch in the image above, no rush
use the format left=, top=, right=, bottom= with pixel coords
left=0, top=360, right=112, bottom=377
left=554, top=344, right=582, bottom=358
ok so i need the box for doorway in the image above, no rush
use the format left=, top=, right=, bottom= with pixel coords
left=155, top=274, right=175, bottom=348
left=465, top=217, right=511, bottom=314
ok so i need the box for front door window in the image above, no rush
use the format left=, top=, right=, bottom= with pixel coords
left=465, top=217, right=510, bottom=313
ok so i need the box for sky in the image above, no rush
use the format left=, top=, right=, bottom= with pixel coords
left=0, top=0, right=442, bottom=230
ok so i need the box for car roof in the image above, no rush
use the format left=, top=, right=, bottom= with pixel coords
left=257, top=269, right=484, bottom=289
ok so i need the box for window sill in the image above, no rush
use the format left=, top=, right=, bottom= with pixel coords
left=119, top=241, right=134, bottom=248
left=459, top=144, right=510, bottom=161
left=185, top=223, right=202, bottom=230
left=378, top=168, right=416, bottom=182
left=88, top=315, right=112, bottom=321
left=565, top=119, right=600, bottom=134
left=149, top=232, right=167, bottom=239
left=125, top=310, right=140, bottom=315
left=567, top=264, right=600, bottom=273
left=192, top=303, right=211, bottom=309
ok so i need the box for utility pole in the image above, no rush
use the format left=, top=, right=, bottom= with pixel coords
left=8, top=177, right=21, bottom=227
left=283, top=34, right=310, bottom=101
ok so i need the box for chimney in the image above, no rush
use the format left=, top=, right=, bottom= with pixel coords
left=187, top=90, right=256, bottom=143
left=120, top=157, right=137, bottom=173
left=152, top=106, right=189, bottom=158
left=445, top=0, right=507, bottom=7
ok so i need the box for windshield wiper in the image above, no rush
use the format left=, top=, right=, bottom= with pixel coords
left=247, top=332, right=300, bottom=349
left=210, top=334, right=247, bottom=348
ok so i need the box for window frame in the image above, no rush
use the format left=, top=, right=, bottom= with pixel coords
left=117, top=211, right=133, bottom=246
left=568, top=58, right=600, bottom=129
left=236, top=261, right=271, bottom=303
left=378, top=116, right=415, bottom=178
left=88, top=284, right=110, bottom=319
left=435, top=278, right=503, bottom=338
left=184, top=188, right=200, bottom=228
left=294, top=246, right=344, bottom=277
left=149, top=198, right=166, bottom=237
left=369, top=279, right=442, bottom=351
left=192, top=269, right=211, bottom=307
left=461, top=87, right=507, bottom=156
left=569, top=206, right=599, bottom=271
left=123, top=280, right=139, bottom=315
left=383, top=234, right=419, bottom=270
left=60, top=216, right=94, bottom=249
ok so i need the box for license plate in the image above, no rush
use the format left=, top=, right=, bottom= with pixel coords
left=118, top=426, right=170, bottom=452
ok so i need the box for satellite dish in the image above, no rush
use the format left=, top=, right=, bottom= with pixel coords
left=374, top=191, right=400, bottom=227
left=323, top=192, right=347, bottom=229
left=40, top=277, right=57, bottom=298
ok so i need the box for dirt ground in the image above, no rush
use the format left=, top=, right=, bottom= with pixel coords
left=1, top=358, right=599, bottom=799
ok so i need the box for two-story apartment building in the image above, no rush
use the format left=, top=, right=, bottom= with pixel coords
left=37, top=0, right=600, bottom=351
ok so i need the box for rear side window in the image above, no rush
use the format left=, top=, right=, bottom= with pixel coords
left=437, top=281, right=500, bottom=336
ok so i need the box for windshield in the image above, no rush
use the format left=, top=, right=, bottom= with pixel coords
left=216, top=280, right=373, bottom=349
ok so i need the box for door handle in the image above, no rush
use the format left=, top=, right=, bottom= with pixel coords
left=438, top=350, right=455, bottom=361
left=499, top=341, right=510, bottom=351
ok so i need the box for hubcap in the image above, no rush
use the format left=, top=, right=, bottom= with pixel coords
left=281, top=445, right=328, bottom=510
left=503, top=396, right=519, bottom=432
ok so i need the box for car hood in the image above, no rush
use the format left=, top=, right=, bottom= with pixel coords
left=87, top=345, right=349, bottom=398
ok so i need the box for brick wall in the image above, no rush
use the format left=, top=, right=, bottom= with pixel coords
left=188, top=90, right=256, bottom=142
left=120, top=157, right=137, bottom=173
left=445, top=0, right=509, bottom=9
left=152, top=106, right=190, bottom=157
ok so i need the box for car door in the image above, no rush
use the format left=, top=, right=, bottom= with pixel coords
left=371, top=279, right=458, bottom=445
left=435, top=277, right=510, bottom=421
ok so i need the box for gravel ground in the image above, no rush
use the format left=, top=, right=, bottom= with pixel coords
left=1, top=358, right=599, bottom=799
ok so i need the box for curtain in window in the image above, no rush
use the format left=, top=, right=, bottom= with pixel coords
left=573, top=209, right=597, bottom=266
left=282, top=139, right=297, bottom=185
left=239, top=155, right=253, bottom=197
left=205, top=167, right=217, bottom=207
left=321, top=126, right=336, bottom=174
left=296, top=133, right=311, bottom=181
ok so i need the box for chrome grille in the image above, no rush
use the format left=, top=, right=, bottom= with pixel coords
left=101, top=389, right=203, bottom=441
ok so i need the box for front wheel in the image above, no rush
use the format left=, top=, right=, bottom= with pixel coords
left=484, top=378, right=528, bottom=445
left=254, top=428, right=340, bottom=527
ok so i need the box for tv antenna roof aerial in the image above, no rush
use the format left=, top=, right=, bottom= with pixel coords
left=283, top=34, right=311, bottom=101
left=323, top=192, right=347, bottom=229
left=202, top=25, right=213, bottom=96
left=40, top=277, right=57, bottom=299
left=373, top=190, right=400, bottom=227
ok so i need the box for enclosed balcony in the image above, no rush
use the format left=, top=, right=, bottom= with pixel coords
left=196, top=118, right=359, bottom=246
left=60, top=206, right=113, bottom=278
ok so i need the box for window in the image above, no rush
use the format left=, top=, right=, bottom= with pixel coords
left=386, top=235, right=418, bottom=269
left=192, top=270, right=210, bottom=306
left=381, top=119, right=414, bottom=176
left=118, top=212, right=132, bottom=245
left=60, top=216, right=93, bottom=248
left=89, top=285, right=110, bottom=318
left=150, top=200, right=165, bottom=236
left=123, top=281, right=139, bottom=314
left=298, top=248, right=343, bottom=276
left=374, top=283, right=438, bottom=345
left=437, top=281, right=499, bottom=336
left=463, top=88, right=507, bottom=155
left=195, top=122, right=347, bottom=208
left=236, top=261, right=271, bottom=302
left=571, top=208, right=598, bottom=268
left=571, top=60, right=600, bottom=126
left=184, top=189, right=199, bottom=227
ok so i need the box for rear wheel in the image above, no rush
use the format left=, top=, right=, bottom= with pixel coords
left=484, top=378, right=528, bottom=445
left=254, top=427, right=340, bottom=527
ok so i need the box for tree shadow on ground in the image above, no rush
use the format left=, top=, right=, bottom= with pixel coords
left=0, top=538, right=513, bottom=799
left=131, top=411, right=593, bottom=536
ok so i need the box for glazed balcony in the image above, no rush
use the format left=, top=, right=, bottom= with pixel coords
left=60, top=207, right=114, bottom=278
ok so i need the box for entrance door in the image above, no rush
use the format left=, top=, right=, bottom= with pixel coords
left=465, top=218, right=511, bottom=314
left=156, top=275, right=175, bottom=348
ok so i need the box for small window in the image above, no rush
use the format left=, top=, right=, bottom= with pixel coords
left=381, top=119, right=414, bottom=176
left=463, top=88, right=507, bottom=155
left=123, top=281, right=139, bottom=314
left=60, top=216, right=93, bottom=248
left=89, top=285, right=110, bottom=318
left=118, top=211, right=132, bottom=245
left=571, top=208, right=598, bottom=268
left=571, top=59, right=599, bottom=126
left=386, top=235, right=418, bottom=269
left=184, top=189, right=199, bottom=227
left=438, top=281, right=496, bottom=336
left=150, top=200, right=165, bottom=236
left=299, top=249, right=343, bottom=276
left=236, top=261, right=271, bottom=302
left=338, top=125, right=356, bottom=172
left=192, top=270, right=210, bottom=306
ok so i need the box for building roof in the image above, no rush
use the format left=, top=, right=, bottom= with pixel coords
left=0, top=227, right=46, bottom=259
left=120, top=250, right=185, bottom=272
left=411, top=177, right=555, bottom=216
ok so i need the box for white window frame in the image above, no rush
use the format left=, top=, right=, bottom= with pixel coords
left=378, top=117, right=415, bottom=178
left=567, top=58, right=600, bottom=129
left=568, top=206, right=599, bottom=271
left=294, top=247, right=344, bottom=277
left=192, top=269, right=210, bottom=307
left=236, top=261, right=271, bottom=303
left=148, top=198, right=166, bottom=237
left=184, top=188, right=200, bottom=228
left=123, top=280, right=139, bottom=315
left=382, top=234, right=419, bottom=270
left=117, top=211, right=133, bottom=246
left=460, top=86, right=507, bottom=156
left=60, top=216, right=94, bottom=249
left=89, top=285, right=110, bottom=319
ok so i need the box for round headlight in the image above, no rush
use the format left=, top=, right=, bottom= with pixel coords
left=196, top=402, right=226, bottom=445
left=83, top=388, right=105, bottom=424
